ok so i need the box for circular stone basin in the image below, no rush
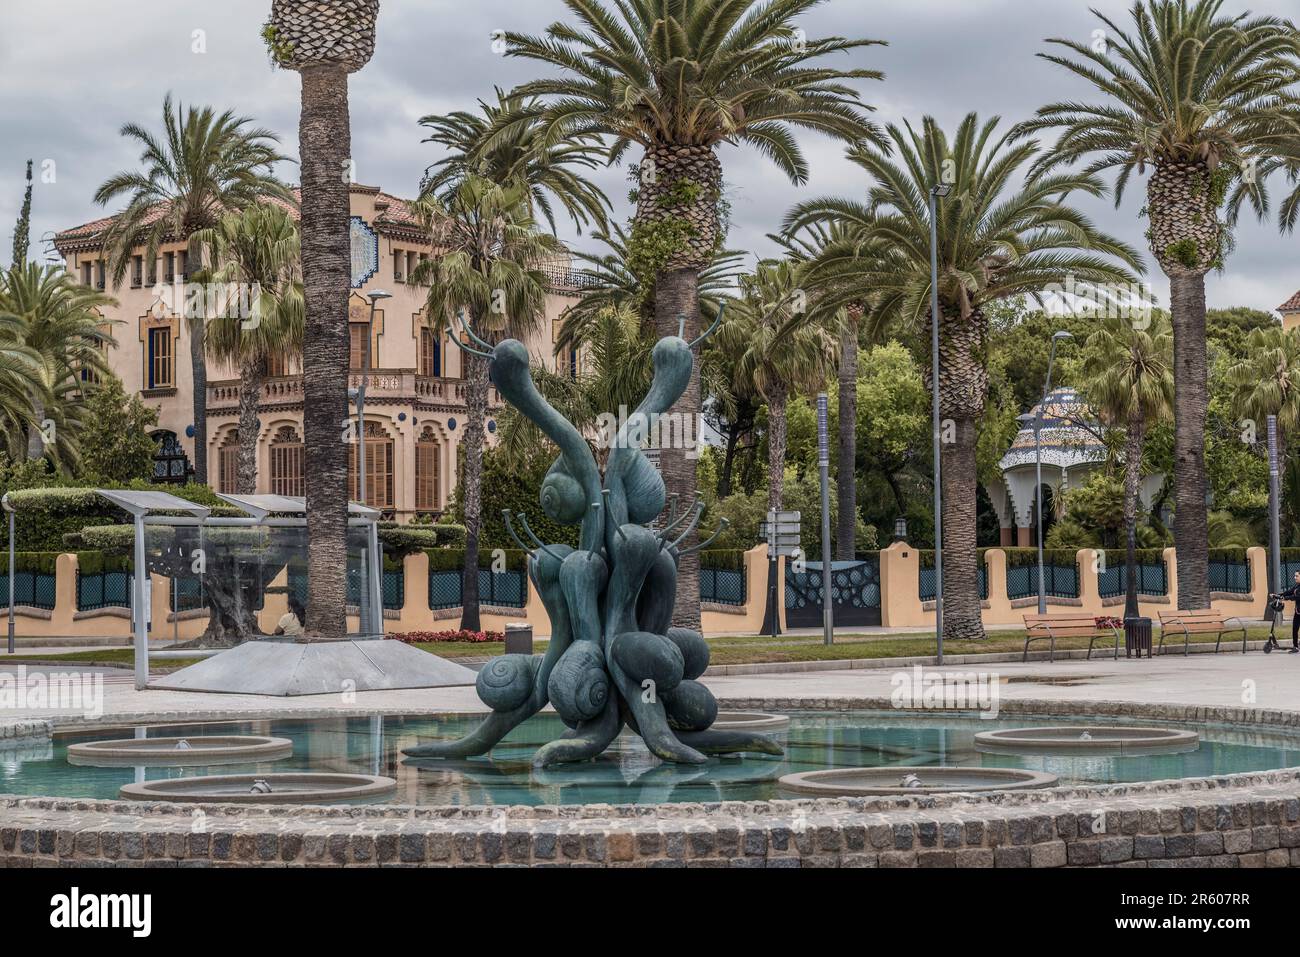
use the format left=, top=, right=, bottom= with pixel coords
left=778, top=767, right=1058, bottom=796
left=710, top=711, right=790, bottom=732
left=68, top=735, right=293, bottom=767
left=973, top=726, right=1199, bottom=756
left=118, top=773, right=396, bottom=804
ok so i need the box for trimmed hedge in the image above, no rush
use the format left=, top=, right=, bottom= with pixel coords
left=425, top=547, right=529, bottom=573
left=699, top=549, right=746, bottom=571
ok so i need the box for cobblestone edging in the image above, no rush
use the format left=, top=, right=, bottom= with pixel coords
left=2, top=697, right=1299, bottom=868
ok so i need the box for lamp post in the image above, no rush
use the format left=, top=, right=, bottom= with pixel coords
left=929, top=183, right=950, bottom=663
left=1019, top=330, right=1072, bottom=615
left=353, top=289, right=390, bottom=635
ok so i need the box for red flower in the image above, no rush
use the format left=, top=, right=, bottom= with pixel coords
left=391, top=629, right=504, bottom=644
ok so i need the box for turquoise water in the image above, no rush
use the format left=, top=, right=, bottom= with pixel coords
left=4, top=712, right=1300, bottom=806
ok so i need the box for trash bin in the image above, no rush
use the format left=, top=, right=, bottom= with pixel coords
left=1124, top=617, right=1152, bottom=659
left=504, top=622, right=533, bottom=655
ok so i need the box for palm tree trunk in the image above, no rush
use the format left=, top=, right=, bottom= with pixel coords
left=941, top=416, right=985, bottom=639
left=1170, top=272, right=1210, bottom=609
left=1123, top=409, right=1145, bottom=619
left=297, top=62, right=352, bottom=640
left=26, top=394, right=45, bottom=460
left=190, top=318, right=207, bottom=484
left=931, top=303, right=989, bottom=641
left=657, top=266, right=702, bottom=629
left=766, top=385, right=788, bottom=512
left=459, top=335, right=488, bottom=632
left=836, top=316, right=859, bottom=559
left=236, top=355, right=264, bottom=494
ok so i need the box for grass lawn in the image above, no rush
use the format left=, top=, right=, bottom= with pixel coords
left=4, top=623, right=1277, bottom=671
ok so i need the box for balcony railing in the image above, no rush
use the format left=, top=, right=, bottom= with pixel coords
left=207, top=371, right=502, bottom=410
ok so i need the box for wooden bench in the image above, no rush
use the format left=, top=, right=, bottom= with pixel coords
left=1157, top=609, right=1247, bottom=655
left=1022, top=613, right=1121, bottom=662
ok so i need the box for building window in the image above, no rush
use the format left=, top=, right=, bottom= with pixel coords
left=95, top=261, right=105, bottom=290
left=265, top=354, right=289, bottom=377
left=164, top=252, right=175, bottom=282
left=81, top=262, right=93, bottom=286
left=269, top=426, right=304, bottom=497
left=569, top=349, right=580, bottom=379
left=407, top=251, right=418, bottom=282
left=218, top=431, right=239, bottom=494
left=415, top=427, right=440, bottom=512
left=349, top=322, right=374, bottom=370
left=131, top=256, right=143, bottom=288
left=347, top=422, right=393, bottom=508
left=393, top=249, right=405, bottom=283
left=146, top=326, right=173, bottom=389
left=419, top=327, right=442, bottom=377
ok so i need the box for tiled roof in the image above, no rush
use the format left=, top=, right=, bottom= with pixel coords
left=998, top=387, right=1107, bottom=473
left=54, top=185, right=425, bottom=252
left=1279, top=289, right=1300, bottom=313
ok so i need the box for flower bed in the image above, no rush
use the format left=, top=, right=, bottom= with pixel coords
left=391, top=629, right=504, bottom=644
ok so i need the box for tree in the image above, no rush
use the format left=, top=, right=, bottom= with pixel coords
left=11, top=160, right=32, bottom=270
left=75, top=377, right=160, bottom=484
left=1080, top=311, right=1175, bottom=617
left=1020, top=0, right=1300, bottom=609
left=411, top=177, right=561, bottom=632
left=790, top=113, right=1141, bottom=640
left=718, top=260, right=837, bottom=513
left=190, top=203, right=304, bottom=493
left=93, top=93, right=290, bottom=487
left=264, top=0, right=379, bottom=640
left=505, top=0, right=886, bottom=628
left=0, top=262, right=117, bottom=467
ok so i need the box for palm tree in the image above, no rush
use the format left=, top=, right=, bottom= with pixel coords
left=190, top=203, right=304, bottom=493
left=1228, top=325, right=1300, bottom=563
left=0, top=263, right=117, bottom=466
left=264, top=0, right=378, bottom=640
left=1019, top=0, right=1300, bottom=609
left=719, top=260, right=838, bottom=512
left=789, top=113, right=1142, bottom=640
left=420, top=87, right=610, bottom=236
left=1080, top=311, right=1175, bottom=619
left=93, top=93, right=290, bottom=486
left=411, top=176, right=562, bottom=632
left=505, top=0, right=886, bottom=627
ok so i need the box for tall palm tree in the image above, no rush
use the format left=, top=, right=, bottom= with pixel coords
left=264, top=0, right=378, bottom=640
left=415, top=94, right=610, bottom=629
left=719, top=259, right=838, bottom=512
left=505, top=0, right=886, bottom=627
left=1228, top=325, right=1300, bottom=558
left=1019, top=0, right=1300, bottom=609
left=190, top=203, right=304, bottom=493
left=789, top=113, right=1142, bottom=640
left=93, top=93, right=290, bottom=486
left=411, top=176, right=562, bottom=631
left=0, top=263, right=117, bottom=466
left=1080, top=311, right=1174, bottom=618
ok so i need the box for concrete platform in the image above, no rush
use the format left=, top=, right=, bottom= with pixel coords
left=149, top=638, right=476, bottom=696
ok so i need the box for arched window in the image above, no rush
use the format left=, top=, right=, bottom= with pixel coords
left=150, top=430, right=192, bottom=485
left=415, top=426, right=441, bottom=512
left=269, top=426, right=304, bottom=497
left=218, top=430, right=239, bottom=493
left=348, top=421, right=394, bottom=508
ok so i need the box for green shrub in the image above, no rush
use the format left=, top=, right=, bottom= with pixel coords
left=699, top=549, right=746, bottom=571
left=425, top=548, right=529, bottom=572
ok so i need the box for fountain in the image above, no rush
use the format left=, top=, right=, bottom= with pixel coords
left=67, top=734, right=294, bottom=766
left=119, top=772, right=397, bottom=804
left=402, top=310, right=783, bottom=767
left=973, top=726, right=1200, bottom=755
left=778, top=766, right=1059, bottom=796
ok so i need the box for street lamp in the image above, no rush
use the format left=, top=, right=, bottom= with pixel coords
left=1019, top=330, right=1073, bottom=615
left=929, top=183, right=951, bottom=663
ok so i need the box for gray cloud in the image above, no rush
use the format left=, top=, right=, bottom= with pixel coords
left=1, top=0, right=1296, bottom=311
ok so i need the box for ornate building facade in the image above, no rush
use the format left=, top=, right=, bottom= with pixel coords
left=53, top=184, right=585, bottom=520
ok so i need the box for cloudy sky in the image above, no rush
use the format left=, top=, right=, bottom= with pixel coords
left=1, top=0, right=1297, bottom=314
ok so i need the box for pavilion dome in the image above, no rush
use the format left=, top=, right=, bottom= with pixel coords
left=997, top=387, right=1107, bottom=473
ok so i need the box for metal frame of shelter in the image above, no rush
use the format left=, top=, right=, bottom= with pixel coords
left=92, top=491, right=383, bottom=691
